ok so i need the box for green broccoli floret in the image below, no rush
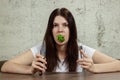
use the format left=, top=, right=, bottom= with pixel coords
left=57, top=34, right=65, bottom=42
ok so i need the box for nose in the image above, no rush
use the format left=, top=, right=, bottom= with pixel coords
left=58, top=26, right=63, bottom=32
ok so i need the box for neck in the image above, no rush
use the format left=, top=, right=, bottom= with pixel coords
left=56, top=45, right=66, bottom=52
left=56, top=44, right=67, bottom=60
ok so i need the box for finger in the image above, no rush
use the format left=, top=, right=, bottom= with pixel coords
left=80, top=50, right=88, bottom=58
left=33, top=60, right=47, bottom=69
left=76, top=59, right=84, bottom=62
left=78, top=58, right=93, bottom=63
left=32, top=62, right=45, bottom=72
left=34, top=61, right=47, bottom=69
left=36, top=53, right=47, bottom=64
left=81, top=65, right=89, bottom=69
left=32, top=60, right=47, bottom=69
left=36, top=57, right=47, bottom=64
left=36, top=53, right=44, bottom=58
left=78, top=61, right=91, bottom=66
left=77, top=58, right=93, bottom=68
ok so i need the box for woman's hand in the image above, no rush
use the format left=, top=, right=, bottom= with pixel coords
left=31, top=54, right=47, bottom=74
left=77, top=50, right=95, bottom=72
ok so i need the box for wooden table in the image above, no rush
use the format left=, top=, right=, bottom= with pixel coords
left=0, top=72, right=120, bottom=80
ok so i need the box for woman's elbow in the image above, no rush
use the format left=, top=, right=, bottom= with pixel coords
left=1, top=61, right=11, bottom=72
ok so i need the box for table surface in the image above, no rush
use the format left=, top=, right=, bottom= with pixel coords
left=0, top=71, right=120, bottom=80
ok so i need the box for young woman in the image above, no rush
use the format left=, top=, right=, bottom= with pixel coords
left=1, top=8, right=120, bottom=74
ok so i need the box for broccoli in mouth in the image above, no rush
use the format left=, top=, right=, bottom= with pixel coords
left=57, top=34, right=65, bottom=42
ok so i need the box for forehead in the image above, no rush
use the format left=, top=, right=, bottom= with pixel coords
left=53, top=16, right=68, bottom=23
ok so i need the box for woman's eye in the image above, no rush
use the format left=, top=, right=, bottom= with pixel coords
left=53, top=24, right=58, bottom=27
left=63, top=23, right=68, bottom=27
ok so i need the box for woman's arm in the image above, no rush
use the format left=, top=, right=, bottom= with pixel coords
left=92, top=51, right=120, bottom=73
left=77, top=50, right=120, bottom=73
left=1, top=50, right=34, bottom=74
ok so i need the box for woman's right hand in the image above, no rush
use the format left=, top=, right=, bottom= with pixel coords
left=31, top=54, right=47, bottom=74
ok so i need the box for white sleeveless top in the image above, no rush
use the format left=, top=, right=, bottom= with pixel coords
left=30, top=43, right=95, bottom=72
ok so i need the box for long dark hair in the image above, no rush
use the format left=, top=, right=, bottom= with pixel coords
left=44, top=8, right=78, bottom=72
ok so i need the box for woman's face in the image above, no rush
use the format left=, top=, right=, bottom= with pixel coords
left=52, top=16, right=69, bottom=46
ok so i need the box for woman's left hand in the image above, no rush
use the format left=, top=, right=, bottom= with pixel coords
left=76, top=50, right=95, bottom=72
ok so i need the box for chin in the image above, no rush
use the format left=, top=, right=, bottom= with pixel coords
left=56, top=41, right=67, bottom=46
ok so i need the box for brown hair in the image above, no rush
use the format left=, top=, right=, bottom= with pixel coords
left=43, top=8, right=78, bottom=72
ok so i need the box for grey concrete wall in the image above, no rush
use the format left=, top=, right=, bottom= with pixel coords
left=0, top=0, right=120, bottom=60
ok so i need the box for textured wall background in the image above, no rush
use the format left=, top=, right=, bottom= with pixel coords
left=0, top=0, right=120, bottom=60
